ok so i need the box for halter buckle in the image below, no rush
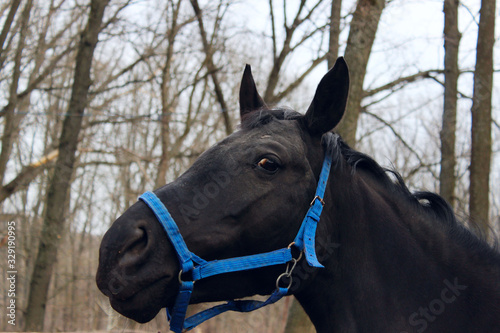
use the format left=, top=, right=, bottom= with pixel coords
left=310, top=195, right=325, bottom=207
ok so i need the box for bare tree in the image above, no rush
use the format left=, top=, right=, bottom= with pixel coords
left=0, top=150, right=58, bottom=203
left=264, top=0, right=329, bottom=104
left=155, top=0, right=185, bottom=188
left=0, top=0, right=80, bottom=202
left=0, top=0, right=33, bottom=186
left=327, top=0, right=342, bottom=69
left=0, top=0, right=22, bottom=69
left=336, top=0, right=386, bottom=146
left=25, top=0, right=110, bottom=329
left=439, top=0, right=461, bottom=207
left=469, top=0, right=496, bottom=236
left=190, top=0, right=233, bottom=135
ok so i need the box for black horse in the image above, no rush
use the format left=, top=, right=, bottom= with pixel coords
left=96, top=58, right=500, bottom=332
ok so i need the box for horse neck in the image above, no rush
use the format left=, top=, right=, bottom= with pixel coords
left=295, top=162, right=500, bottom=333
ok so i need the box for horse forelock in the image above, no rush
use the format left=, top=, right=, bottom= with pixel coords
left=239, top=108, right=303, bottom=130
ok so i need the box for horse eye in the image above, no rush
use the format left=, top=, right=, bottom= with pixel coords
left=257, top=158, right=279, bottom=173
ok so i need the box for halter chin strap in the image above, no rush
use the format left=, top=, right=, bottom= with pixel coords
left=138, top=149, right=332, bottom=333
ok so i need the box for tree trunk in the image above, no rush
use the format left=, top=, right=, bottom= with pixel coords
left=283, top=297, right=315, bottom=333
left=439, top=0, right=461, bottom=207
left=0, top=0, right=22, bottom=65
left=155, top=0, right=181, bottom=189
left=0, top=0, right=33, bottom=186
left=190, top=0, right=233, bottom=135
left=469, top=0, right=495, bottom=236
left=335, top=0, right=386, bottom=146
left=0, top=1, right=76, bottom=200
left=327, top=0, right=342, bottom=69
left=24, top=0, right=109, bottom=330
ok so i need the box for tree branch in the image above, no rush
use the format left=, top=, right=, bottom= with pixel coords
left=364, top=70, right=445, bottom=98
left=273, top=53, right=327, bottom=101
left=190, top=0, right=233, bottom=134
left=363, top=109, right=438, bottom=180
left=0, top=150, right=59, bottom=204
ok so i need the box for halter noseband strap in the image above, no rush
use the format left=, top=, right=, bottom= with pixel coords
left=138, top=148, right=332, bottom=333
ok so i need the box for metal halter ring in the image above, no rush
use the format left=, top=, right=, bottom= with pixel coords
left=178, top=270, right=184, bottom=283
left=276, top=271, right=293, bottom=289
left=275, top=251, right=303, bottom=289
left=178, top=270, right=195, bottom=284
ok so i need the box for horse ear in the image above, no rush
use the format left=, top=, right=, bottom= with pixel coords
left=239, top=64, right=267, bottom=119
left=303, top=57, right=349, bottom=135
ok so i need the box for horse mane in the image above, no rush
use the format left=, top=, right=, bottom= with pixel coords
left=323, top=132, right=500, bottom=257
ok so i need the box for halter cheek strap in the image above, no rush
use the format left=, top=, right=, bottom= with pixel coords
left=138, top=149, right=332, bottom=333
left=293, top=149, right=331, bottom=268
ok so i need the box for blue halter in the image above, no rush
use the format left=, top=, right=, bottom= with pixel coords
left=138, top=149, right=332, bottom=333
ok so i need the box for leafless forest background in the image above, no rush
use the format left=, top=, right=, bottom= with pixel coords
left=0, top=0, right=498, bottom=331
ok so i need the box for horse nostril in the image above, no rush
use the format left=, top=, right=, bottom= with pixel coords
left=119, top=226, right=149, bottom=267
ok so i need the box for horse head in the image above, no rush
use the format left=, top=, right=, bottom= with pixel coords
left=96, top=58, right=349, bottom=324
